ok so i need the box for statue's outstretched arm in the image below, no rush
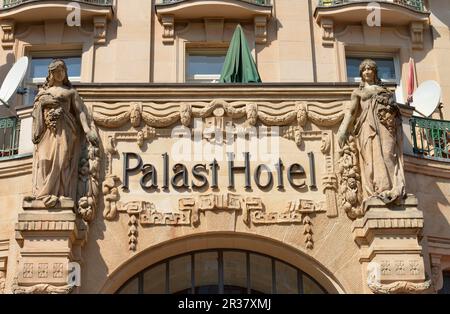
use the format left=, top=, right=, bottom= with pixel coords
left=73, top=91, right=98, bottom=146
left=337, top=91, right=359, bottom=148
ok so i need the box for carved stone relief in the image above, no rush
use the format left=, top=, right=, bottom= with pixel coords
left=113, top=194, right=325, bottom=252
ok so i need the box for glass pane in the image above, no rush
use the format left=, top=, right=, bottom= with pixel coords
left=250, top=253, right=272, bottom=294
left=223, top=251, right=247, bottom=294
left=187, top=54, right=226, bottom=77
left=143, top=263, right=166, bottom=294
left=303, top=274, right=325, bottom=294
left=170, top=255, right=192, bottom=294
left=195, top=251, right=218, bottom=294
left=346, top=57, right=396, bottom=81
left=439, top=272, right=450, bottom=294
left=117, top=276, right=138, bottom=294
left=275, top=261, right=298, bottom=294
left=30, top=56, right=81, bottom=79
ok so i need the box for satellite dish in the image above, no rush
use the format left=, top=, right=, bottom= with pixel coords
left=0, top=56, right=29, bottom=107
left=412, top=80, right=441, bottom=117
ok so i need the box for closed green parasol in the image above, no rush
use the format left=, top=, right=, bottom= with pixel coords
left=219, top=25, right=262, bottom=83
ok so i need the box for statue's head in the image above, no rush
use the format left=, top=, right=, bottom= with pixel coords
left=359, top=59, right=382, bottom=86
left=43, top=59, right=72, bottom=89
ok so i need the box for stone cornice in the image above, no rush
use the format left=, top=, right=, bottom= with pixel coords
left=404, top=155, right=450, bottom=179
left=74, top=83, right=385, bottom=102
left=0, top=155, right=32, bottom=179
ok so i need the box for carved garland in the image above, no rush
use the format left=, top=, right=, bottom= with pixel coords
left=367, top=266, right=432, bottom=294
left=77, top=123, right=101, bottom=223
left=11, top=278, right=74, bottom=295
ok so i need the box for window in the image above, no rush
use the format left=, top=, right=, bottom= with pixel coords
left=186, top=49, right=227, bottom=83
left=439, top=271, right=450, bottom=294
left=24, top=54, right=81, bottom=106
left=346, top=55, right=400, bottom=83
left=117, top=249, right=327, bottom=294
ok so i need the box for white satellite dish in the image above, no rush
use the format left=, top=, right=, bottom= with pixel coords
left=0, top=56, right=29, bottom=107
left=412, top=80, right=441, bottom=117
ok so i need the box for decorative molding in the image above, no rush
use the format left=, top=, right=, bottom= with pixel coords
left=92, top=100, right=346, bottom=130
left=338, top=135, right=363, bottom=220
left=0, top=270, right=5, bottom=294
left=320, top=18, right=334, bottom=47
left=115, top=194, right=325, bottom=251
left=103, top=175, right=121, bottom=220
left=161, top=15, right=175, bottom=44
left=367, top=263, right=432, bottom=294
left=0, top=242, right=7, bottom=294
left=77, top=134, right=101, bottom=223
left=12, top=278, right=74, bottom=295
left=0, top=20, right=15, bottom=49
left=254, top=15, right=267, bottom=44
left=93, top=16, right=107, bottom=45
left=410, top=22, right=424, bottom=50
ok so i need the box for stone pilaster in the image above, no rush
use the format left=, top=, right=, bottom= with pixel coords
left=352, top=195, right=432, bottom=294
left=13, top=199, right=87, bottom=294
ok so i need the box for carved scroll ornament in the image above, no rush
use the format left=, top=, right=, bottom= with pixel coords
left=113, top=194, right=325, bottom=252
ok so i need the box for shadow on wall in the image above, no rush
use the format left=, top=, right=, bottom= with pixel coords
left=0, top=53, right=18, bottom=117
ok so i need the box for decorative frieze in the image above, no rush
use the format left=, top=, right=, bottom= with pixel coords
left=115, top=194, right=325, bottom=252
left=14, top=201, right=87, bottom=294
left=353, top=195, right=431, bottom=294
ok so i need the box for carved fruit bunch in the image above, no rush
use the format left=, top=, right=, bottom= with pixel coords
left=376, top=92, right=398, bottom=136
left=337, top=135, right=363, bottom=219
left=77, top=136, right=101, bottom=222
left=44, top=107, right=63, bottom=133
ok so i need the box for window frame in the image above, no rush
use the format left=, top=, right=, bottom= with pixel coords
left=185, top=47, right=228, bottom=83
left=24, top=51, right=82, bottom=106
left=345, top=51, right=401, bottom=84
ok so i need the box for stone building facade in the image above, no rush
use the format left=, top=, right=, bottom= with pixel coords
left=0, top=0, right=449, bottom=294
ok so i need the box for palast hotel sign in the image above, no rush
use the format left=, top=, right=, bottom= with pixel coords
left=92, top=99, right=341, bottom=249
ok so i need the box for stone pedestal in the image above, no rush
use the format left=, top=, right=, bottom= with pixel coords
left=352, top=195, right=432, bottom=294
left=13, top=199, right=87, bottom=294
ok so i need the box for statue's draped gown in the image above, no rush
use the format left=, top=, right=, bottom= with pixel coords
left=31, top=87, right=81, bottom=201
left=353, top=86, right=405, bottom=201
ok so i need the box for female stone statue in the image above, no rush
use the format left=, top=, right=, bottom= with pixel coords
left=337, top=59, right=405, bottom=205
left=30, top=59, right=98, bottom=208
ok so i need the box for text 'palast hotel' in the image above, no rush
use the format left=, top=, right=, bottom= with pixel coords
left=0, top=0, right=449, bottom=295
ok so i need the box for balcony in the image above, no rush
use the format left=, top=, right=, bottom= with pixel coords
left=155, top=0, right=272, bottom=44
left=410, top=117, right=450, bottom=162
left=0, top=0, right=113, bottom=21
left=314, top=0, right=429, bottom=48
left=0, top=0, right=113, bottom=47
left=318, top=0, right=425, bottom=12
left=315, top=0, right=429, bottom=25
left=1, top=0, right=113, bottom=9
left=155, top=0, right=272, bottom=20
left=0, top=116, right=20, bottom=159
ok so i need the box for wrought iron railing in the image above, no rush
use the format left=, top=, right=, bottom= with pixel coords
left=1, top=0, right=112, bottom=9
left=318, top=0, right=425, bottom=12
left=0, top=117, right=20, bottom=158
left=411, top=117, right=450, bottom=161
left=157, top=0, right=272, bottom=5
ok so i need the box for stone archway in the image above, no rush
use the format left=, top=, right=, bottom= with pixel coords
left=100, top=232, right=345, bottom=294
